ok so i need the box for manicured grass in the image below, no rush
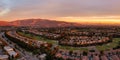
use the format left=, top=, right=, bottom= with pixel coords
left=96, top=38, right=120, bottom=51
left=17, top=32, right=120, bottom=52
left=17, top=32, right=88, bottom=51
left=32, top=36, right=58, bottom=44
left=17, top=32, right=57, bottom=44
left=59, top=45, right=88, bottom=51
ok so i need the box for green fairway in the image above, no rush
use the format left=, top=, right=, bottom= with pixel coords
left=17, top=32, right=57, bottom=44
left=96, top=38, right=120, bottom=51
left=17, top=31, right=88, bottom=51
left=59, top=45, right=88, bottom=51
left=17, top=31, right=120, bottom=51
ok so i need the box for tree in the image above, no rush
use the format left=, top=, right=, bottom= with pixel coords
left=83, top=51, right=88, bottom=56
left=69, top=50, right=73, bottom=56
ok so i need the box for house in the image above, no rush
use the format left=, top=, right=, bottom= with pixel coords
left=4, top=46, right=18, bottom=57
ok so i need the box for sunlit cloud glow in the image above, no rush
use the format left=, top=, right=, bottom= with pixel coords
left=0, top=0, right=120, bottom=25
left=0, top=0, right=11, bottom=16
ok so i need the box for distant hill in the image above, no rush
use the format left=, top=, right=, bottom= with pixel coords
left=0, top=19, right=80, bottom=27
left=0, top=19, right=119, bottom=27
left=0, top=21, right=11, bottom=26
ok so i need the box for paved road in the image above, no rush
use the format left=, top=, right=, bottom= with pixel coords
left=0, top=32, right=39, bottom=60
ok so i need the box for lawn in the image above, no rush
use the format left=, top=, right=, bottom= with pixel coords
left=17, top=32, right=120, bottom=51
left=96, top=38, right=120, bottom=51
left=59, top=45, right=88, bottom=51
left=17, top=31, right=89, bottom=51
left=17, top=32, right=58, bottom=44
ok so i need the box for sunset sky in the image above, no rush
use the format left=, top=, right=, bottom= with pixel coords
left=0, top=0, right=120, bottom=24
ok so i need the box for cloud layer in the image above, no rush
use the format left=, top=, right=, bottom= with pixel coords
left=0, top=0, right=120, bottom=21
left=0, top=0, right=11, bottom=16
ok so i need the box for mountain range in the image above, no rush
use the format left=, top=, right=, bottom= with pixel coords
left=1, top=19, right=119, bottom=27
left=0, top=19, right=80, bottom=27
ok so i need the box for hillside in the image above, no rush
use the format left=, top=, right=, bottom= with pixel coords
left=0, top=19, right=80, bottom=27
left=0, top=21, right=11, bottom=26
